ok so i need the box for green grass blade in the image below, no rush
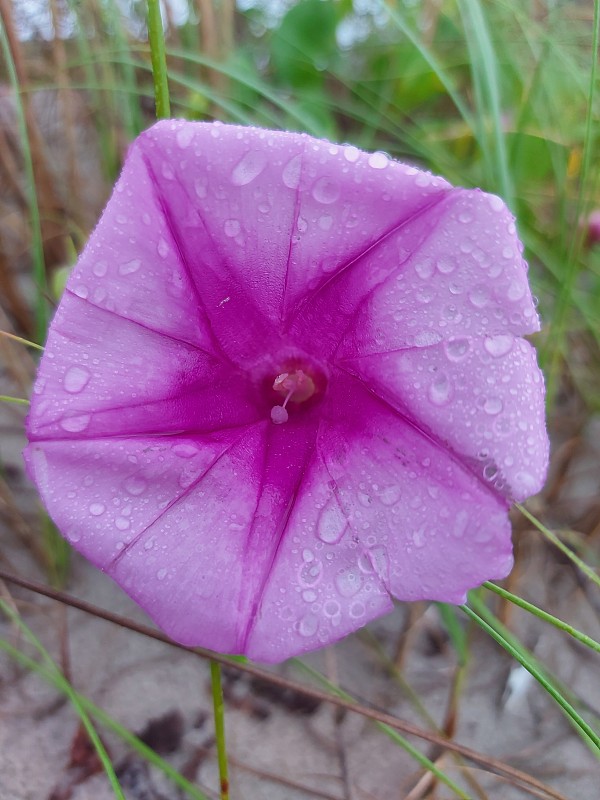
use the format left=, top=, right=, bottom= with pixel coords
left=147, top=0, right=171, bottom=118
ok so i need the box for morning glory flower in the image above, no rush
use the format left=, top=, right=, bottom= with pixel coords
left=24, top=121, right=548, bottom=662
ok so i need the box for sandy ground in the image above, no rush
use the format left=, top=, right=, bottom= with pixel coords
left=1, top=398, right=599, bottom=800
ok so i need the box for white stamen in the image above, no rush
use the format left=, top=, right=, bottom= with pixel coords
left=271, top=405, right=289, bottom=424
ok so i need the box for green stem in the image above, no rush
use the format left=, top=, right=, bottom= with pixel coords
left=0, top=396, right=30, bottom=406
left=210, top=661, right=230, bottom=800
left=147, top=0, right=170, bottom=119
left=0, top=330, right=44, bottom=350
left=483, top=581, right=600, bottom=655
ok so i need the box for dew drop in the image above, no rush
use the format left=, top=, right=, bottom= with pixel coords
left=176, top=126, right=194, bottom=149
left=119, top=259, right=141, bottom=276
left=483, top=397, right=503, bottom=415
left=89, top=502, right=105, bottom=516
left=124, top=476, right=147, bottom=496
left=312, top=176, right=340, bottom=204
left=444, top=338, right=470, bottom=362
left=93, top=260, right=108, bottom=277
left=172, top=442, right=198, bottom=458
left=317, top=496, right=348, bottom=544
left=368, top=151, right=388, bottom=169
left=469, top=285, right=490, bottom=308
left=224, top=219, right=241, bottom=238
left=378, top=485, right=401, bottom=506
left=415, top=258, right=434, bottom=279
left=318, top=214, right=333, bottom=231
left=63, top=365, right=91, bottom=394
left=282, top=154, right=302, bottom=189
left=298, top=613, right=319, bottom=637
left=231, top=150, right=267, bottom=186
left=488, top=194, right=505, bottom=211
left=323, top=600, right=341, bottom=617
left=194, top=178, right=207, bottom=198
left=484, top=334, right=513, bottom=357
left=157, top=237, right=169, bottom=258
left=302, top=590, right=317, bottom=603
left=436, top=256, right=455, bottom=274
left=161, top=163, right=175, bottom=180
left=428, top=374, right=453, bottom=406
left=115, top=516, right=130, bottom=531
left=335, top=566, right=363, bottom=597
left=60, top=414, right=91, bottom=433
left=157, top=568, right=167, bottom=580
left=343, top=145, right=360, bottom=163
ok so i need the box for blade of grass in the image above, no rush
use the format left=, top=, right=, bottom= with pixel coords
left=0, top=599, right=126, bottom=800
left=517, top=503, right=600, bottom=590
left=210, top=661, right=230, bottom=800
left=461, top=601, right=600, bottom=752
left=457, top=0, right=513, bottom=205
left=483, top=582, right=600, bottom=655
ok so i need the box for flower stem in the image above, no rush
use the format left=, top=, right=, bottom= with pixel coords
left=210, top=661, right=230, bottom=800
left=146, top=0, right=170, bottom=119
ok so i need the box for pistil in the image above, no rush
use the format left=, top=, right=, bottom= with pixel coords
left=270, top=369, right=316, bottom=425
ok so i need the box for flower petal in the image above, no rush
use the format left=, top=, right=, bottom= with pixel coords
left=137, top=121, right=451, bottom=363
left=28, top=293, right=259, bottom=441
left=339, top=337, right=548, bottom=501
left=293, top=189, right=539, bottom=360
left=246, top=374, right=514, bottom=661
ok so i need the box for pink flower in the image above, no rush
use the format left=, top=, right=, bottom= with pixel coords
left=25, top=121, right=548, bottom=662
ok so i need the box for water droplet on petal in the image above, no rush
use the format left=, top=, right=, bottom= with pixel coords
left=124, top=475, right=147, bottom=496
left=157, top=238, right=169, bottom=258
left=415, top=258, right=434, bottom=279
left=428, top=374, right=453, bottom=406
left=172, top=442, right=199, bottom=458
left=115, top=516, right=130, bottom=531
left=484, top=397, right=503, bottom=415
left=176, top=126, right=194, bottom=149
left=444, top=338, right=470, bottom=362
left=317, top=496, right=348, bottom=544
left=335, top=566, right=363, bottom=597
left=119, top=259, right=141, bottom=276
left=343, top=145, right=360, bottom=163
left=298, top=613, right=319, bottom=637
left=93, top=260, right=108, bottom=277
left=312, top=176, right=340, bottom=204
left=437, top=256, right=455, bottom=274
left=484, top=335, right=513, bottom=357
left=89, top=503, right=105, bottom=516
left=282, top=153, right=302, bottom=189
left=224, top=219, right=241, bottom=238
left=60, top=414, right=91, bottom=433
left=231, top=150, right=267, bottom=186
left=368, top=151, right=389, bottom=169
left=63, top=365, right=90, bottom=394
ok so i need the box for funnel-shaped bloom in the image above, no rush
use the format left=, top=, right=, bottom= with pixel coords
left=25, top=121, right=548, bottom=662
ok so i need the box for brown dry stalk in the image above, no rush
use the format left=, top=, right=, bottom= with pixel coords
left=0, top=568, right=571, bottom=800
left=0, top=0, right=67, bottom=269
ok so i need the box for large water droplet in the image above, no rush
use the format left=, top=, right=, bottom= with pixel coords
left=93, top=260, right=108, bottom=277
left=312, top=176, right=340, bottom=204
left=282, top=154, right=302, bottom=189
left=335, top=566, right=362, bottom=597
left=444, top=338, right=470, bottom=362
left=415, top=258, right=434, bottom=279
left=231, top=150, right=267, bottom=186
left=298, top=613, right=319, bottom=637
left=172, top=442, right=199, bottom=458
left=428, top=374, right=453, bottom=406
left=176, top=126, right=194, bottom=149
left=224, top=219, right=241, bottom=238
left=64, top=365, right=91, bottom=394
left=368, top=151, right=388, bottom=169
left=484, top=334, right=513, bottom=357
left=343, top=145, right=360, bottom=163
left=124, top=475, right=147, bottom=496
left=60, top=414, right=91, bottom=433
left=119, top=259, right=141, bottom=276
left=89, top=502, right=105, bottom=516
left=317, top=496, right=348, bottom=544
left=483, top=397, right=503, bottom=415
